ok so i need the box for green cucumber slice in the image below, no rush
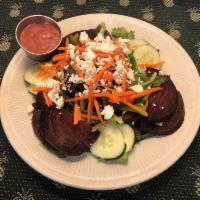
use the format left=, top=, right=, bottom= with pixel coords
left=133, top=45, right=160, bottom=65
left=90, top=124, right=125, bottom=160
left=118, top=124, right=135, bottom=152
left=24, top=64, right=48, bottom=85
left=128, top=39, right=148, bottom=49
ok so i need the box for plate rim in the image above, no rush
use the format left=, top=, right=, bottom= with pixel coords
left=1, top=13, right=200, bottom=190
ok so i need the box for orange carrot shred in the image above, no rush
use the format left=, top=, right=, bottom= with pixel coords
left=126, top=87, right=162, bottom=100
left=91, top=62, right=114, bottom=84
left=65, top=96, right=89, bottom=102
left=95, top=51, right=111, bottom=58
left=39, top=64, right=56, bottom=75
left=52, top=53, right=66, bottom=63
left=123, top=102, right=148, bottom=117
left=74, top=101, right=81, bottom=125
left=32, top=87, right=51, bottom=92
left=94, top=99, right=104, bottom=124
left=42, top=92, right=53, bottom=107
left=87, top=83, right=93, bottom=123
left=138, top=61, right=165, bottom=68
left=81, top=114, right=100, bottom=121
left=102, top=71, right=114, bottom=81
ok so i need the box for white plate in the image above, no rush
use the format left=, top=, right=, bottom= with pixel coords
left=1, top=14, right=200, bottom=190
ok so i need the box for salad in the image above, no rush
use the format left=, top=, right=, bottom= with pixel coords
left=24, top=23, right=185, bottom=164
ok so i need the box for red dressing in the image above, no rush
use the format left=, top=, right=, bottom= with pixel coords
left=20, top=23, right=60, bottom=54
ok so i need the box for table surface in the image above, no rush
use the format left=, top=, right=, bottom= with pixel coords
left=0, top=0, right=200, bottom=199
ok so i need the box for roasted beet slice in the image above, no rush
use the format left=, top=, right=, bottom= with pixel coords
left=46, top=108, right=99, bottom=156
left=141, top=92, right=185, bottom=135
left=32, top=93, right=99, bottom=156
left=32, top=92, right=47, bottom=141
left=147, top=79, right=178, bottom=122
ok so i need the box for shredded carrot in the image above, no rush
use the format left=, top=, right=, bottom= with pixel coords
left=126, top=87, right=162, bottom=100
left=32, top=87, right=51, bottom=92
left=65, top=96, right=89, bottom=102
left=42, top=92, right=53, bottom=107
left=75, top=45, right=86, bottom=53
left=123, top=102, right=148, bottom=117
left=81, top=114, right=100, bottom=121
left=102, top=71, right=114, bottom=81
left=52, top=53, right=66, bottom=62
left=107, top=87, right=114, bottom=92
left=122, top=77, right=127, bottom=92
left=74, top=101, right=81, bottom=125
left=95, top=51, right=111, bottom=58
left=36, top=70, right=46, bottom=77
left=123, top=60, right=130, bottom=71
left=87, top=83, right=93, bottom=123
left=94, top=99, right=104, bottom=124
left=112, top=47, right=125, bottom=59
left=114, top=90, right=136, bottom=97
left=138, top=61, right=165, bottom=68
left=93, top=93, right=120, bottom=103
left=122, top=77, right=128, bottom=102
left=39, top=64, right=56, bottom=75
left=91, top=62, right=114, bottom=84
left=54, top=60, right=67, bottom=70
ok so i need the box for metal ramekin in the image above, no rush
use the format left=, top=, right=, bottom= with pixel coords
left=15, top=15, right=63, bottom=61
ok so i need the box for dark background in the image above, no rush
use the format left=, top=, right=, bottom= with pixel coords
left=0, top=0, right=199, bottom=199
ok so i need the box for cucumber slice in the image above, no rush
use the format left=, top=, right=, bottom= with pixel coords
left=24, top=64, right=49, bottom=85
left=133, top=45, right=160, bottom=65
left=128, top=39, right=148, bottom=49
left=90, top=124, right=125, bottom=160
left=118, top=124, right=135, bottom=152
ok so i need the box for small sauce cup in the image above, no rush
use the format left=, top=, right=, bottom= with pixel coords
left=15, top=15, right=63, bottom=61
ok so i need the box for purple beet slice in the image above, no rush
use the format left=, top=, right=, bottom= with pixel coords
left=141, top=91, right=185, bottom=135
left=147, top=79, right=178, bottom=122
left=32, top=93, right=99, bottom=156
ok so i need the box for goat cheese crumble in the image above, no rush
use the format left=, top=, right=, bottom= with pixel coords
left=101, top=105, right=114, bottom=120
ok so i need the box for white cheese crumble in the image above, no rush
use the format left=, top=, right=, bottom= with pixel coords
left=27, top=105, right=34, bottom=113
left=57, top=70, right=64, bottom=79
left=159, top=70, right=165, bottom=75
left=94, top=32, right=104, bottom=42
left=93, top=42, right=116, bottom=53
left=64, top=64, right=69, bottom=70
left=101, top=105, right=114, bottom=120
left=127, top=69, right=135, bottom=81
left=35, top=79, right=58, bottom=88
left=82, top=89, right=89, bottom=96
left=113, top=59, right=127, bottom=85
left=115, top=86, right=122, bottom=92
left=100, top=79, right=106, bottom=87
left=82, top=48, right=96, bottom=60
left=118, top=37, right=130, bottom=54
left=68, top=74, right=83, bottom=84
left=79, top=60, right=96, bottom=83
left=48, top=85, right=64, bottom=109
left=79, top=31, right=89, bottom=43
left=68, top=44, right=75, bottom=59
left=130, top=84, right=144, bottom=93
